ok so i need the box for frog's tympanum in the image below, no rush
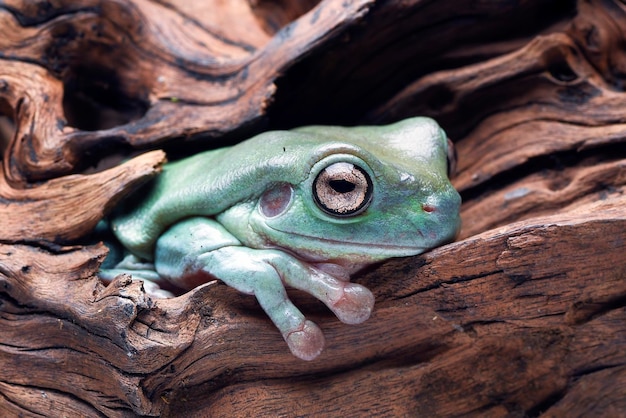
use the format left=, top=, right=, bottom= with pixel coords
left=102, top=117, right=461, bottom=360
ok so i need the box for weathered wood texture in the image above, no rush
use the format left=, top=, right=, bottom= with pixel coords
left=1, top=0, right=625, bottom=416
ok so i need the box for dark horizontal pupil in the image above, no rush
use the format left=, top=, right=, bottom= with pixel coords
left=329, top=179, right=356, bottom=193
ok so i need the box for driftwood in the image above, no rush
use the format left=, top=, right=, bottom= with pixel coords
left=1, top=0, right=625, bottom=416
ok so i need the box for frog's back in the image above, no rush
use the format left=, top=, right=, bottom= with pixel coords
left=111, top=132, right=327, bottom=259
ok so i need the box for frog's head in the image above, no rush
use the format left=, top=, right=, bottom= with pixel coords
left=219, top=117, right=461, bottom=267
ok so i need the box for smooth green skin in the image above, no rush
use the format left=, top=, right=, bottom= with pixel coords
left=104, top=117, right=461, bottom=360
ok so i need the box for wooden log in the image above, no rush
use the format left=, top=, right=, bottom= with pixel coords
left=0, top=0, right=373, bottom=182
left=0, top=0, right=625, bottom=416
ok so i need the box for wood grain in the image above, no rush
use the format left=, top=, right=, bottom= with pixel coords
left=0, top=0, right=624, bottom=416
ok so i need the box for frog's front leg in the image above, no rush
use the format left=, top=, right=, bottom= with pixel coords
left=155, top=217, right=374, bottom=360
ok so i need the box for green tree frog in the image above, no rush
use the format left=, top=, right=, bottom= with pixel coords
left=101, top=117, right=461, bottom=360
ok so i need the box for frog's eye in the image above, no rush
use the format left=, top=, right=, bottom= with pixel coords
left=446, top=138, right=457, bottom=177
left=313, top=162, right=372, bottom=217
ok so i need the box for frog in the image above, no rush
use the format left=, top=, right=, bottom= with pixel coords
left=100, top=117, right=461, bottom=361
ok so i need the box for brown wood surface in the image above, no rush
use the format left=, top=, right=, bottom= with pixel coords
left=1, top=0, right=625, bottom=416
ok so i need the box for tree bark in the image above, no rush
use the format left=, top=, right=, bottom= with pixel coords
left=1, top=0, right=625, bottom=416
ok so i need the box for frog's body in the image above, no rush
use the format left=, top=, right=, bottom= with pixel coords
left=102, top=117, right=461, bottom=360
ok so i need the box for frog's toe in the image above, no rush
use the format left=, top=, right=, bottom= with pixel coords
left=285, top=320, right=325, bottom=361
left=330, top=283, right=374, bottom=325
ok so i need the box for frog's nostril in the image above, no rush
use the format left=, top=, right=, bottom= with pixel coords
left=422, top=204, right=436, bottom=213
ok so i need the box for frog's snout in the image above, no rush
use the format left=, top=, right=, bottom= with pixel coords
left=418, top=188, right=462, bottom=241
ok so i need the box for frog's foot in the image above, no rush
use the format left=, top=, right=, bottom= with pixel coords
left=281, top=265, right=375, bottom=325
left=285, top=320, right=325, bottom=361
left=250, top=278, right=326, bottom=361
left=328, top=282, right=375, bottom=325
left=187, top=248, right=327, bottom=360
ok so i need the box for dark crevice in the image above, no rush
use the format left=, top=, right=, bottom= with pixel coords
left=459, top=319, right=507, bottom=333
left=0, top=97, right=15, bottom=156
left=267, top=0, right=577, bottom=129
left=62, top=65, right=149, bottom=132
left=368, top=341, right=454, bottom=371
left=568, top=293, right=626, bottom=325
left=547, top=57, right=579, bottom=82
left=249, top=0, right=320, bottom=35
left=0, top=341, right=90, bottom=355
left=526, top=388, right=568, bottom=417
left=572, top=363, right=625, bottom=380
left=527, top=364, right=626, bottom=416
left=0, top=290, right=37, bottom=313
left=0, top=238, right=88, bottom=254
left=392, top=269, right=503, bottom=300
left=460, top=140, right=626, bottom=204
left=0, top=4, right=101, bottom=27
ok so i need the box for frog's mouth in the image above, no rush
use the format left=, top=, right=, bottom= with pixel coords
left=261, top=227, right=430, bottom=262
